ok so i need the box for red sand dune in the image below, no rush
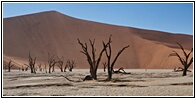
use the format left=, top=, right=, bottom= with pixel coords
left=3, top=11, right=193, bottom=69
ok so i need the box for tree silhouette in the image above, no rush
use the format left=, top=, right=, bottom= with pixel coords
left=48, top=53, right=57, bottom=73
left=103, top=35, right=129, bottom=80
left=7, top=60, right=14, bottom=72
left=77, top=37, right=111, bottom=80
left=169, top=42, right=193, bottom=76
left=56, top=56, right=64, bottom=72
left=25, top=52, right=36, bottom=73
left=66, top=59, right=76, bottom=72
left=102, top=61, right=107, bottom=72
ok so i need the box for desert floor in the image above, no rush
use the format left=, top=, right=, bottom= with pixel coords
left=3, top=69, right=193, bottom=96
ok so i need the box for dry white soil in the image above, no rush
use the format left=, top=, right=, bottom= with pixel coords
left=3, top=69, right=193, bottom=97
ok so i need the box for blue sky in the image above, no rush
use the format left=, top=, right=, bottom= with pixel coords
left=3, top=2, right=193, bottom=35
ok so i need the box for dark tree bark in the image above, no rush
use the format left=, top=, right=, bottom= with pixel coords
left=113, top=67, right=130, bottom=74
left=77, top=37, right=111, bottom=80
left=103, top=35, right=129, bottom=80
left=102, top=61, right=107, bottom=72
left=66, top=59, right=76, bottom=72
left=64, top=61, right=68, bottom=72
left=52, top=66, right=55, bottom=72
left=7, top=60, right=14, bottom=72
left=48, top=53, right=57, bottom=73
left=169, top=42, right=193, bottom=76
left=56, top=56, right=64, bottom=72
left=25, top=52, right=36, bottom=73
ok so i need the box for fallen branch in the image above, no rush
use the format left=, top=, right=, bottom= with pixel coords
left=113, top=67, right=131, bottom=74
left=173, top=67, right=192, bottom=72
left=60, top=75, right=82, bottom=82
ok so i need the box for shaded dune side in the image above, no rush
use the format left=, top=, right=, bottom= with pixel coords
left=3, top=56, right=21, bottom=69
left=131, top=34, right=192, bottom=69
left=3, top=11, right=193, bottom=69
left=132, top=27, right=192, bottom=50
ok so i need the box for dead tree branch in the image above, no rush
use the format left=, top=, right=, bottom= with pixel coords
left=56, top=56, right=64, bottom=72
left=66, top=59, right=76, bottom=72
left=103, top=35, right=129, bottom=80
left=102, top=61, right=107, bottom=72
left=169, top=42, right=193, bottom=76
left=7, top=60, right=14, bottom=72
left=77, top=37, right=111, bottom=80
left=48, top=53, right=57, bottom=73
left=26, top=51, right=36, bottom=73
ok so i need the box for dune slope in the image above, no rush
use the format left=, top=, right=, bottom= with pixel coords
left=3, top=11, right=193, bottom=69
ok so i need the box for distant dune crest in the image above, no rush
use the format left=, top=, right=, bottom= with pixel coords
left=3, top=11, right=193, bottom=69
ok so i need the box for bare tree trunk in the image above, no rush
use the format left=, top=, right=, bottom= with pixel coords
left=103, top=35, right=129, bottom=81
left=8, top=67, right=11, bottom=72
left=30, top=67, right=34, bottom=73
left=52, top=66, right=55, bottom=72
left=77, top=38, right=110, bottom=80
left=64, top=65, right=67, bottom=72
left=169, top=42, right=193, bottom=76
left=102, top=61, right=107, bottom=72
left=60, top=68, right=63, bottom=72
left=48, top=53, right=57, bottom=74
left=7, top=60, right=14, bottom=72
left=67, top=60, right=76, bottom=72
left=107, top=66, right=112, bottom=80
left=27, top=51, right=36, bottom=74
left=90, top=67, right=97, bottom=80
left=92, top=70, right=97, bottom=80
left=33, top=66, right=36, bottom=73
left=183, top=66, right=188, bottom=76
left=49, top=66, right=51, bottom=73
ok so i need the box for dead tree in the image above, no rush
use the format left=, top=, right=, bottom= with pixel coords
left=103, top=35, right=129, bottom=80
left=169, top=42, right=193, bottom=76
left=56, top=56, right=64, bottom=72
left=7, top=60, right=14, bottom=72
left=77, top=38, right=111, bottom=80
left=66, top=59, right=76, bottom=72
left=52, top=65, right=55, bottom=72
left=64, top=62, right=68, bottom=72
left=48, top=53, right=57, bottom=73
left=102, top=61, right=107, bottom=72
left=25, top=52, right=36, bottom=73
left=66, top=60, right=71, bottom=72
left=113, top=67, right=130, bottom=74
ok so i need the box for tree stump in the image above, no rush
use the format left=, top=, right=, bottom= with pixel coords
left=83, top=75, right=93, bottom=81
